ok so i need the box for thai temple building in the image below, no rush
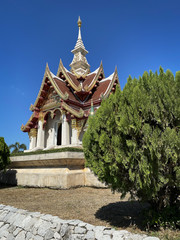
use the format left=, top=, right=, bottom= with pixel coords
left=21, top=17, right=119, bottom=151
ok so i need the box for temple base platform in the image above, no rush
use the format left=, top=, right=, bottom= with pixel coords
left=0, top=152, right=105, bottom=189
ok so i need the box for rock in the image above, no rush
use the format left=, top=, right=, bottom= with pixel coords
left=45, top=229, right=55, bottom=239
left=54, top=232, right=61, bottom=239
left=7, top=224, right=16, bottom=233
left=6, top=233, right=14, bottom=240
left=102, top=235, right=112, bottom=240
left=143, top=237, right=160, bottom=240
left=118, top=230, right=129, bottom=235
left=41, top=214, right=54, bottom=221
left=34, top=236, right=44, bottom=240
left=60, top=223, right=69, bottom=236
left=37, top=220, right=52, bottom=236
left=103, top=229, right=114, bottom=235
left=0, top=223, right=10, bottom=237
left=13, top=227, right=22, bottom=237
left=0, top=204, right=160, bottom=240
left=74, top=226, right=87, bottom=234
left=84, top=230, right=95, bottom=240
left=85, top=224, right=94, bottom=231
left=0, top=211, right=9, bottom=221
left=26, top=232, right=34, bottom=240
left=15, top=230, right=26, bottom=240
left=0, top=221, right=4, bottom=228
left=130, top=234, right=146, bottom=240
left=13, top=213, right=27, bottom=227
left=55, top=222, right=61, bottom=232
left=94, top=229, right=104, bottom=240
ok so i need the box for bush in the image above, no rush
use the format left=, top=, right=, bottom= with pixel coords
left=0, top=137, right=10, bottom=170
left=83, top=67, right=180, bottom=220
left=144, top=204, right=180, bottom=230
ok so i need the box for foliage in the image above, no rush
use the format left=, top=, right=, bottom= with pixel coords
left=83, top=67, right=180, bottom=216
left=9, top=142, right=27, bottom=154
left=0, top=137, right=10, bottom=170
left=11, top=147, right=83, bottom=156
left=144, top=204, right=180, bottom=230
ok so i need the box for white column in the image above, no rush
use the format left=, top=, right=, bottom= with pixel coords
left=29, top=137, right=33, bottom=150
left=61, top=114, right=70, bottom=145
left=29, top=129, right=37, bottom=150
left=36, top=120, right=45, bottom=149
left=71, top=128, right=79, bottom=145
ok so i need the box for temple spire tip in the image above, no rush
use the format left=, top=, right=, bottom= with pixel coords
left=70, top=16, right=90, bottom=76
left=77, top=16, right=82, bottom=28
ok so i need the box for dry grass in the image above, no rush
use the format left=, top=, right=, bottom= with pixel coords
left=0, top=186, right=179, bottom=240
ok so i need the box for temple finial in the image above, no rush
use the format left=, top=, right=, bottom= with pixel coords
left=77, top=16, right=82, bottom=28
left=70, top=17, right=90, bottom=76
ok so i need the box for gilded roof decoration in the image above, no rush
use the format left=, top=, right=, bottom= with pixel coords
left=21, top=17, right=120, bottom=132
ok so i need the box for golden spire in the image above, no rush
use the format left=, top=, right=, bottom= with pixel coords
left=77, top=16, right=82, bottom=28
left=70, top=17, right=90, bottom=76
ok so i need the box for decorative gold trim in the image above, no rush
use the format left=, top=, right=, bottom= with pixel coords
left=57, top=59, right=82, bottom=92
left=84, top=61, right=105, bottom=92
left=38, top=112, right=44, bottom=122
left=101, top=67, right=119, bottom=99
left=76, top=119, right=86, bottom=137
left=41, top=101, right=61, bottom=111
left=33, top=63, right=69, bottom=109
left=71, top=119, right=86, bottom=138
left=71, top=119, right=77, bottom=129
left=29, top=104, right=34, bottom=111
left=62, top=102, right=84, bottom=118
left=28, top=128, right=37, bottom=138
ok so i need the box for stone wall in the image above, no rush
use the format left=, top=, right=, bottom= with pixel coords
left=0, top=204, right=159, bottom=240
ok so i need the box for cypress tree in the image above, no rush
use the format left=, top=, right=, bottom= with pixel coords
left=83, top=67, right=180, bottom=212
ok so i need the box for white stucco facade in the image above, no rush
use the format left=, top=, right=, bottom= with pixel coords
left=27, top=110, right=83, bottom=152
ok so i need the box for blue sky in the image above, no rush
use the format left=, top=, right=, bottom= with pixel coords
left=1, top=0, right=180, bottom=148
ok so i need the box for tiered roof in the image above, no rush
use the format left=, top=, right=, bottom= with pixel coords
left=21, top=17, right=120, bottom=132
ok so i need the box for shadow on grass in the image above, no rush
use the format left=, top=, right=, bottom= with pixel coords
left=95, top=200, right=150, bottom=230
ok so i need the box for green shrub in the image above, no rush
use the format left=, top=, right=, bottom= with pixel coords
left=83, top=67, right=180, bottom=225
left=0, top=137, right=10, bottom=170
left=144, top=204, right=180, bottom=230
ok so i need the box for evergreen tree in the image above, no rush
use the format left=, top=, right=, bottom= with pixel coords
left=9, top=142, right=27, bottom=154
left=83, top=67, right=180, bottom=213
left=0, top=137, right=10, bottom=170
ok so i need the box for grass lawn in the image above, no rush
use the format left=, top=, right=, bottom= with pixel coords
left=0, top=186, right=179, bottom=240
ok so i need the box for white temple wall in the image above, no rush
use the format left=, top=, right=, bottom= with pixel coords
left=28, top=112, right=86, bottom=151
left=36, top=120, right=45, bottom=149
left=69, top=123, right=72, bottom=144
left=45, top=111, right=62, bottom=149
left=61, top=114, right=70, bottom=145
left=71, top=128, right=79, bottom=145
left=29, top=136, right=37, bottom=150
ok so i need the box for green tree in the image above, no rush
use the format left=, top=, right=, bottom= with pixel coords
left=0, top=137, right=10, bottom=170
left=83, top=67, right=180, bottom=213
left=9, top=142, right=27, bottom=154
